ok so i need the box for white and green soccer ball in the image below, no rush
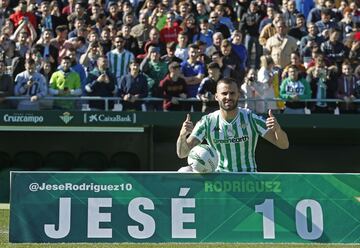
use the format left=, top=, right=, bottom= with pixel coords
left=187, top=144, right=218, bottom=173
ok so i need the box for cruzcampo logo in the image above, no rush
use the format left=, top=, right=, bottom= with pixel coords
left=59, top=112, right=74, bottom=124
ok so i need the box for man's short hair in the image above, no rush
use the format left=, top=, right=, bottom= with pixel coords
left=166, top=41, right=177, bottom=50
left=207, top=62, right=220, bottom=70
left=25, top=58, right=36, bottom=65
left=169, top=61, right=180, bottom=70
left=321, top=8, right=332, bottom=16
left=62, top=56, right=71, bottom=61
left=217, top=78, right=237, bottom=88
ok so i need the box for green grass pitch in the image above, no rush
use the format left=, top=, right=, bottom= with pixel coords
left=0, top=205, right=358, bottom=248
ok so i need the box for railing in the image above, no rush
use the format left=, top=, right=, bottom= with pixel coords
left=2, top=96, right=360, bottom=112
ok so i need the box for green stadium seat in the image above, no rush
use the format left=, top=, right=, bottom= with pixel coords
left=109, top=152, right=140, bottom=171
left=13, top=151, right=43, bottom=170
left=76, top=151, right=108, bottom=171
left=43, top=151, right=76, bottom=171
left=0, top=152, right=11, bottom=169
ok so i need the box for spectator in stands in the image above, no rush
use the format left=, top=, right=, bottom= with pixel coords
left=85, top=55, right=115, bottom=110
left=280, top=65, right=312, bottom=114
left=192, top=19, right=213, bottom=47
left=288, top=13, right=308, bottom=41
left=315, top=8, right=338, bottom=34
left=36, top=29, right=59, bottom=72
left=259, top=13, right=284, bottom=48
left=159, top=61, right=187, bottom=111
left=0, top=60, right=14, bottom=109
left=37, top=0, right=64, bottom=36
left=258, top=55, right=279, bottom=112
left=321, top=28, right=349, bottom=67
left=161, top=41, right=183, bottom=64
left=175, top=32, right=189, bottom=61
left=180, top=43, right=205, bottom=111
left=49, top=56, right=81, bottom=109
left=231, top=30, right=248, bottom=75
left=160, top=11, right=182, bottom=44
left=259, top=5, right=276, bottom=34
left=197, top=62, right=221, bottom=113
left=205, top=32, right=223, bottom=58
left=264, top=20, right=298, bottom=68
left=282, top=51, right=307, bottom=79
left=209, top=10, right=231, bottom=39
left=336, top=60, right=359, bottom=113
left=306, top=55, right=336, bottom=112
left=118, top=59, right=149, bottom=111
left=300, top=22, right=325, bottom=66
left=80, top=41, right=102, bottom=75
left=140, top=46, right=167, bottom=111
left=9, top=1, right=37, bottom=28
left=107, top=34, right=134, bottom=86
left=220, top=39, right=245, bottom=86
left=14, top=58, right=47, bottom=110
left=283, top=0, right=299, bottom=28
left=239, top=0, right=263, bottom=68
left=307, top=0, right=326, bottom=24
left=241, top=68, right=264, bottom=113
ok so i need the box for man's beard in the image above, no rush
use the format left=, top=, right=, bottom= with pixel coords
left=218, top=99, right=238, bottom=111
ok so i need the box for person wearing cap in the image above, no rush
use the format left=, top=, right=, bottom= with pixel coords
left=159, top=62, right=187, bottom=111
left=197, top=62, right=221, bottom=112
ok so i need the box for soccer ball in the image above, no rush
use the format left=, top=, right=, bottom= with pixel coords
left=187, top=144, right=218, bottom=173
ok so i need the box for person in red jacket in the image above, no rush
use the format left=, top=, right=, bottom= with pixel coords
left=9, top=0, right=37, bottom=28
left=160, top=12, right=183, bottom=44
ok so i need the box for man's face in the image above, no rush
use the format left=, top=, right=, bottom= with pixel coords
left=149, top=30, right=159, bottom=41
left=130, top=62, right=140, bottom=75
left=321, top=13, right=331, bottom=23
left=19, top=33, right=27, bottom=44
left=210, top=13, right=219, bottom=24
left=308, top=24, right=317, bottom=35
left=98, top=57, right=108, bottom=71
left=276, top=23, right=287, bottom=36
left=290, top=54, right=299, bottom=65
left=287, top=1, right=295, bottom=11
left=166, top=47, right=175, bottom=57
left=114, top=37, right=124, bottom=51
left=41, top=2, right=50, bottom=14
left=288, top=68, right=298, bottom=80
left=221, top=44, right=231, bottom=56
left=19, top=2, right=27, bottom=12
left=213, top=34, right=223, bottom=46
left=215, top=82, right=240, bottom=111
left=26, top=63, right=36, bottom=74
left=296, top=16, right=304, bottom=27
left=177, top=34, right=187, bottom=45
left=208, top=68, right=220, bottom=80
left=66, top=50, right=76, bottom=62
left=188, top=47, right=198, bottom=60
left=61, top=59, right=71, bottom=71
left=342, top=64, right=352, bottom=76
left=267, top=7, right=274, bottom=18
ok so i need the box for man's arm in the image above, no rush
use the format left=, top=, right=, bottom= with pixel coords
left=176, top=114, right=201, bottom=158
left=263, top=109, right=289, bottom=149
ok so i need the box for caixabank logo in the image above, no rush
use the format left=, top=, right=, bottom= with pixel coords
left=59, top=112, right=74, bottom=124
left=83, top=113, right=136, bottom=124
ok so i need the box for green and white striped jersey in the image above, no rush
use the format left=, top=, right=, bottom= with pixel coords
left=190, top=107, right=269, bottom=172
left=107, top=49, right=134, bottom=80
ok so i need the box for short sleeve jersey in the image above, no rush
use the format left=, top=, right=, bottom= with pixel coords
left=190, top=107, right=268, bottom=172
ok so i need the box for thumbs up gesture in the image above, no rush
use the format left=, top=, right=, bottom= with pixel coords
left=180, top=113, right=194, bottom=137
left=266, top=109, right=280, bottom=132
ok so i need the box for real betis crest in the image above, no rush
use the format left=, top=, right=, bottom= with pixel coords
left=59, top=112, right=74, bottom=124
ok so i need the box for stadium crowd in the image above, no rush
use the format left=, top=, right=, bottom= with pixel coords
left=0, top=0, right=360, bottom=113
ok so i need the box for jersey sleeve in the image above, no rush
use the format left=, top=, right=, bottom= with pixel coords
left=189, top=116, right=207, bottom=143
left=249, top=112, right=268, bottom=137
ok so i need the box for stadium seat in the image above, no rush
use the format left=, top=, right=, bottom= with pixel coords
left=109, top=152, right=140, bottom=171
left=0, top=151, right=11, bottom=169
left=13, top=151, right=43, bottom=170
left=42, top=151, right=77, bottom=171
left=76, top=151, right=108, bottom=171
